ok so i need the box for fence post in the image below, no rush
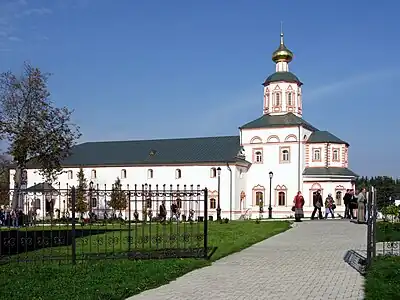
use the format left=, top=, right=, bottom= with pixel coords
left=372, top=186, right=377, bottom=259
left=203, top=188, right=208, bottom=259
left=128, top=191, right=132, bottom=253
left=366, top=188, right=372, bottom=269
left=71, top=186, right=76, bottom=265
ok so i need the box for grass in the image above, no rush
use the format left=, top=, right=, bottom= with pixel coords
left=0, top=220, right=291, bottom=300
left=376, top=221, right=400, bottom=242
left=365, top=256, right=400, bottom=300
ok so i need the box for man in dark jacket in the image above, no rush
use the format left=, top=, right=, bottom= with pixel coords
left=311, top=190, right=323, bottom=220
left=343, top=189, right=352, bottom=219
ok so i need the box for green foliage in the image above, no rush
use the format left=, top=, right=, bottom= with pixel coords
left=0, top=63, right=80, bottom=207
left=355, top=176, right=400, bottom=209
left=108, top=177, right=127, bottom=212
left=0, top=221, right=290, bottom=300
left=365, top=256, right=400, bottom=300
left=68, top=168, right=88, bottom=214
left=381, top=205, right=400, bottom=217
left=377, top=221, right=400, bottom=242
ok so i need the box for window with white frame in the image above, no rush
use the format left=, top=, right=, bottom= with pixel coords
left=332, top=149, right=339, bottom=161
left=287, top=93, right=294, bottom=106
left=253, top=149, right=263, bottom=163
left=91, top=169, right=97, bottom=179
left=313, top=149, right=321, bottom=161
left=121, top=169, right=127, bottom=179
left=274, top=92, right=281, bottom=106
left=67, top=170, right=73, bottom=179
left=280, top=147, right=290, bottom=163
left=210, top=168, right=216, bottom=178
left=175, top=169, right=182, bottom=179
left=147, top=169, right=153, bottom=179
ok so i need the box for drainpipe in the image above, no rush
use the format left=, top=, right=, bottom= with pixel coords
left=298, top=125, right=301, bottom=192
left=227, top=163, right=233, bottom=220
left=326, top=143, right=330, bottom=168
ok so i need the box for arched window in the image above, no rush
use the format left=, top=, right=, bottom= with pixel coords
left=255, top=191, right=263, bottom=206
left=67, top=170, right=73, bottom=179
left=210, top=198, right=216, bottom=209
left=91, top=169, right=97, bottom=179
left=210, top=168, right=217, bottom=178
left=313, top=149, right=321, bottom=161
left=280, top=147, right=290, bottom=163
left=335, top=191, right=342, bottom=206
left=176, top=198, right=182, bottom=209
left=287, top=93, right=294, bottom=106
left=332, top=149, right=339, bottom=161
left=175, top=169, right=182, bottom=179
left=147, top=169, right=153, bottom=179
left=254, top=150, right=263, bottom=163
left=278, top=191, right=286, bottom=206
left=121, top=169, right=127, bottom=179
left=91, top=198, right=97, bottom=208
left=274, top=93, right=281, bottom=106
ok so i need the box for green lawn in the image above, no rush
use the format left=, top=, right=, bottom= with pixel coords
left=365, top=256, right=400, bottom=300
left=0, top=221, right=291, bottom=300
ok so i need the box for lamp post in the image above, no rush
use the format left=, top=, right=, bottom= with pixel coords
left=216, top=167, right=222, bottom=221
left=89, top=181, right=94, bottom=215
left=268, top=171, right=273, bottom=219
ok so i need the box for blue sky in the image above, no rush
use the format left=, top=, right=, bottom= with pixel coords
left=0, top=0, right=398, bottom=177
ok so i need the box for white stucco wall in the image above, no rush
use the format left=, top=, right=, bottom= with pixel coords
left=9, top=164, right=242, bottom=220
left=263, top=82, right=302, bottom=117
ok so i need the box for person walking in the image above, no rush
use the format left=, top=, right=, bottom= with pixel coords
left=293, top=191, right=305, bottom=222
left=357, top=188, right=366, bottom=223
left=311, top=190, right=323, bottom=220
left=324, top=193, right=335, bottom=219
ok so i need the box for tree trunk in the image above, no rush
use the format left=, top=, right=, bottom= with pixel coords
left=11, top=168, right=21, bottom=210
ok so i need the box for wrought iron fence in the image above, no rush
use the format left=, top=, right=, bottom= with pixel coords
left=0, top=184, right=213, bottom=264
left=366, top=186, right=400, bottom=269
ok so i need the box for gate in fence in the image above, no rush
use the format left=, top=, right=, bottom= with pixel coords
left=0, top=184, right=214, bottom=264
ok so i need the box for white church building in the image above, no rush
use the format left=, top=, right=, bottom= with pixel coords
left=10, top=32, right=358, bottom=220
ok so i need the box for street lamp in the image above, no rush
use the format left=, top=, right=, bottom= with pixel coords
left=89, top=181, right=94, bottom=214
left=268, top=171, right=273, bottom=219
left=216, top=167, right=222, bottom=221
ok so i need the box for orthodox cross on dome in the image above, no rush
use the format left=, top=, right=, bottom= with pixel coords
left=272, top=23, right=293, bottom=72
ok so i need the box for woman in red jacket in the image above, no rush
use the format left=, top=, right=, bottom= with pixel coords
left=293, top=191, right=305, bottom=222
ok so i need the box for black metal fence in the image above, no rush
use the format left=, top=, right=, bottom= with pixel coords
left=0, top=184, right=213, bottom=264
left=366, top=186, right=400, bottom=269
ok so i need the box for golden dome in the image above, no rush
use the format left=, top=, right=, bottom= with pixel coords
left=272, top=33, right=293, bottom=63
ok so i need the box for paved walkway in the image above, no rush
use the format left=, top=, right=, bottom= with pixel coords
left=127, top=220, right=366, bottom=300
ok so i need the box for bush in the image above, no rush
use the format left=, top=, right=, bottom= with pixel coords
left=376, top=221, right=400, bottom=242
left=365, top=256, right=400, bottom=299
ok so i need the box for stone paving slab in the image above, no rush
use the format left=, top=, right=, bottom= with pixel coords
left=126, top=220, right=366, bottom=300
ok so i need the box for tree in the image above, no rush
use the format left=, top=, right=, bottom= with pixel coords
left=71, top=168, right=88, bottom=216
left=108, top=177, right=127, bottom=213
left=355, top=176, right=398, bottom=209
left=0, top=156, right=10, bottom=206
left=0, top=63, right=81, bottom=209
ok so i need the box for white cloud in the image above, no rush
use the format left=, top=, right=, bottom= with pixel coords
left=306, top=69, right=400, bottom=102
left=0, top=1, right=52, bottom=48
left=8, top=36, right=22, bottom=42
left=15, top=8, right=52, bottom=18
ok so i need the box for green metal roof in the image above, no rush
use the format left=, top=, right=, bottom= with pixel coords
left=307, top=131, right=349, bottom=146
left=303, top=167, right=358, bottom=177
left=25, top=182, right=58, bottom=192
left=57, top=136, right=243, bottom=167
left=239, top=113, right=318, bottom=131
left=263, top=71, right=302, bottom=86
